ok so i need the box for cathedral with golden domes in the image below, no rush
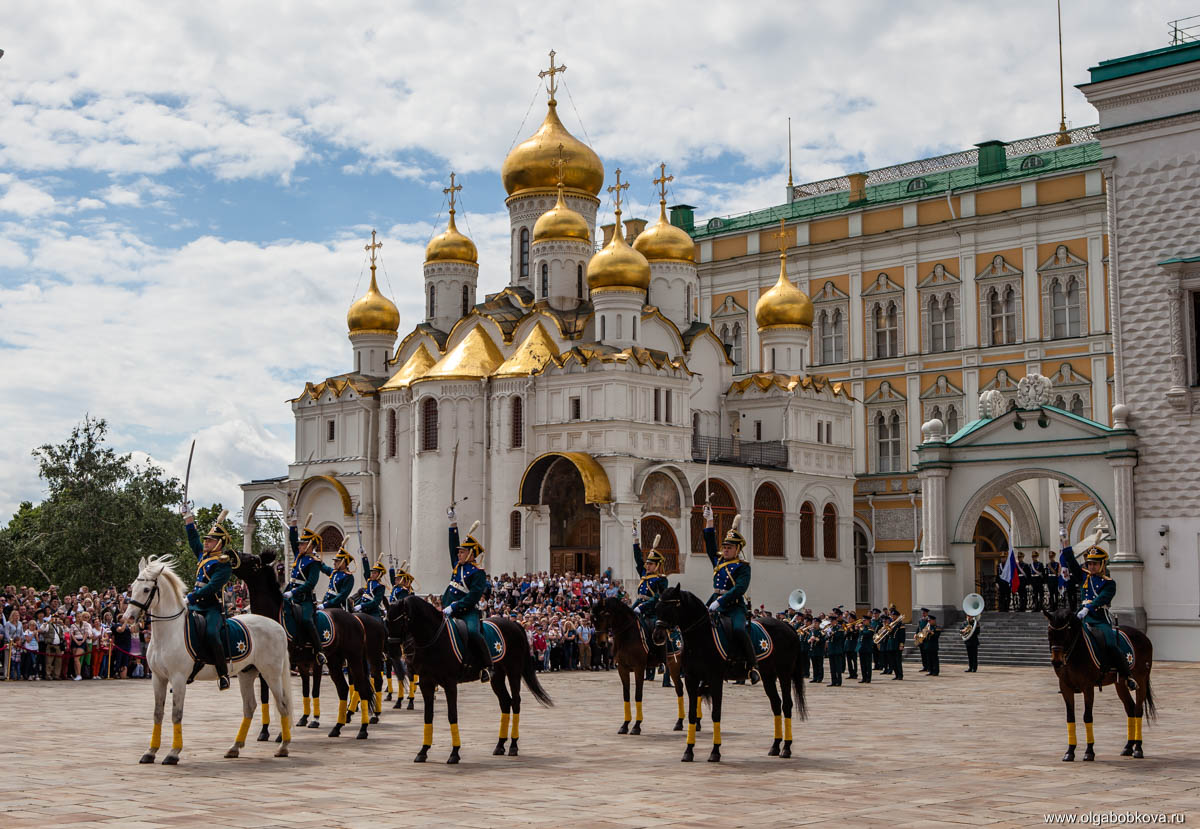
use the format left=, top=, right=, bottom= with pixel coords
left=241, top=54, right=857, bottom=610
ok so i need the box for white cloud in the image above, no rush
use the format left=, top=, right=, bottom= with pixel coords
left=0, top=178, right=57, bottom=216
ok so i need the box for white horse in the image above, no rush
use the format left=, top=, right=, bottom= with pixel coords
left=122, top=556, right=294, bottom=764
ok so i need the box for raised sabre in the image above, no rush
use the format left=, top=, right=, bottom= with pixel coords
left=449, top=440, right=468, bottom=509
left=705, top=443, right=711, bottom=505
left=287, top=450, right=317, bottom=518
left=181, top=439, right=196, bottom=512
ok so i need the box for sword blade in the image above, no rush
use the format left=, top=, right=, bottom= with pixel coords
left=705, top=444, right=710, bottom=504
left=181, top=439, right=196, bottom=509
left=450, top=440, right=460, bottom=506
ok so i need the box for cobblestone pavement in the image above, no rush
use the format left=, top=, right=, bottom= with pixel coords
left=1, top=662, right=1198, bottom=828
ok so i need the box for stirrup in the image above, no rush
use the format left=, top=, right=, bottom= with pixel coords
left=218, top=675, right=231, bottom=691
left=1125, top=676, right=1138, bottom=692
left=748, top=667, right=761, bottom=685
left=479, top=666, right=491, bottom=683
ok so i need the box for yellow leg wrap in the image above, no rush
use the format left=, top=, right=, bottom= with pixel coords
left=635, top=701, right=643, bottom=722
left=260, top=702, right=270, bottom=725
left=676, top=695, right=685, bottom=719
left=313, top=697, right=320, bottom=718
left=687, top=722, right=696, bottom=746
left=623, top=701, right=632, bottom=722
left=302, top=696, right=311, bottom=716
left=387, top=676, right=395, bottom=694
left=172, top=723, right=183, bottom=751
left=337, top=699, right=348, bottom=725
left=450, top=723, right=461, bottom=748
left=499, top=712, right=510, bottom=739
left=150, top=722, right=162, bottom=750
left=784, top=718, right=793, bottom=742
left=1135, top=718, right=1143, bottom=741
left=1067, top=722, right=1077, bottom=746
left=713, top=722, right=722, bottom=746
left=1127, top=717, right=1135, bottom=741
left=375, top=691, right=383, bottom=714
left=235, top=717, right=251, bottom=744
left=369, top=677, right=376, bottom=691
left=774, top=715, right=783, bottom=740
left=696, top=698, right=703, bottom=719
left=1085, top=722, right=1095, bottom=744
left=511, top=713, right=520, bottom=741
left=422, top=722, right=433, bottom=746
left=360, top=701, right=370, bottom=725
left=281, top=715, right=291, bottom=742
left=348, top=689, right=359, bottom=711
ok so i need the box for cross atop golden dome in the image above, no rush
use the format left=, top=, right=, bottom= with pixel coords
left=425, top=172, right=478, bottom=264
left=587, top=169, right=651, bottom=293
left=754, top=219, right=812, bottom=330
left=633, top=161, right=696, bottom=264
left=533, top=144, right=591, bottom=244
left=348, top=229, right=401, bottom=337
left=539, top=49, right=566, bottom=104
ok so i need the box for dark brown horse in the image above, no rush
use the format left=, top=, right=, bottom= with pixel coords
left=655, top=585, right=806, bottom=762
left=590, top=597, right=688, bottom=734
left=1045, top=606, right=1156, bottom=760
left=386, top=595, right=551, bottom=764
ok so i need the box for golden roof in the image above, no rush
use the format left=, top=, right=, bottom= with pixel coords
left=502, top=101, right=605, bottom=197
left=587, top=208, right=650, bottom=293
left=290, top=376, right=378, bottom=403
left=755, top=247, right=812, bottom=330
left=380, top=344, right=436, bottom=390
left=516, top=451, right=613, bottom=506
left=347, top=270, right=400, bottom=336
left=418, top=325, right=504, bottom=382
left=425, top=210, right=478, bottom=264
left=632, top=200, right=696, bottom=263
left=727, top=372, right=853, bottom=399
left=533, top=182, right=591, bottom=243
left=493, top=322, right=561, bottom=377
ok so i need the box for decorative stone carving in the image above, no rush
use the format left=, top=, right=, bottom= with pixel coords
left=1016, top=373, right=1053, bottom=409
left=978, top=389, right=1006, bottom=419
left=874, top=508, right=913, bottom=540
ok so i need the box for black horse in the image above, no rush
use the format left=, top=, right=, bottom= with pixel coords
left=385, top=595, right=551, bottom=764
left=655, top=584, right=806, bottom=762
left=233, top=550, right=385, bottom=739
left=590, top=597, right=688, bottom=734
left=1045, top=606, right=1156, bottom=760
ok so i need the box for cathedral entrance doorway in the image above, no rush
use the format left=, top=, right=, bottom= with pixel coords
left=973, top=514, right=1008, bottom=610
left=544, top=457, right=601, bottom=576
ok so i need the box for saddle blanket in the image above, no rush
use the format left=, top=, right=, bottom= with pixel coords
left=280, top=604, right=336, bottom=648
left=1082, top=624, right=1135, bottom=671
left=446, top=618, right=506, bottom=665
left=712, top=619, right=774, bottom=662
left=184, top=613, right=252, bottom=664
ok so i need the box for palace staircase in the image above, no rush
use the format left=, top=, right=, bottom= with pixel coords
left=903, top=610, right=1052, bottom=667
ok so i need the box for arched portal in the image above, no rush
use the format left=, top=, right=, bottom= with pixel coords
left=542, top=457, right=601, bottom=575
left=973, top=513, right=1008, bottom=609
left=640, top=516, right=680, bottom=574
left=318, top=525, right=344, bottom=556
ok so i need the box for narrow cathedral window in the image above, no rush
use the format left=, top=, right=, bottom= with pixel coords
left=874, top=302, right=899, bottom=358
left=731, top=322, right=743, bottom=370
left=577, top=264, right=583, bottom=299
left=823, top=503, right=838, bottom=559
left=1052, top=276, right=1083, bottom=338
left=540, top=263, right=548, bottom=299
left=421, top=398, right=439, bottom=451
left=327, top=420, right=336, bottom=442
left=753, top=483, right=785, bottom=558
left=428, top=284, right=436, bottom=319
left=800, top=501, right=816, bottom=559
left=462, top=284, right=470, bottom=318
left=570, top=396, right=581, bottom=420
left=1070, top=394, right=1085, bottom=417
left=520, top=228, right=530, bottom=279
left=387, top=409, right=397, bottom=458
left=989, top=286, right=1018, bottom=345
left=653, top=389, right=662, bottom=422
left=664, top=389, right=672, bottom=423
left=946, top=406, right=959, bottom=435
left=509, top=511, right=521, bottom=548
left=686, top=285, right=693, bottom=323
left=511, top=397, right=524, bottom=448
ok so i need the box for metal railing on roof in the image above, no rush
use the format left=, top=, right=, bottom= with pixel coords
left=1169, top=15, right=1200, bottom=45
left=691, top=434, right=789, bottom=469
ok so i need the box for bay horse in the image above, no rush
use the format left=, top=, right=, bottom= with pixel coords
left=590, top=597, right=688, bottom=734
left=122, top=556, right=294, bottom=764
left=654, top=584, right=806, bottom=763
left=234, top=549, right=385, bottom=740
left=231, top=548, right=323, bottom=738
left=385, top=595, right=552, bottom=764
left=1045, top=607, right=1156, bottom=760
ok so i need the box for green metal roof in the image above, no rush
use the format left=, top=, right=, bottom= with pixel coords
left=1159, top=255, right=1200, bottom=265
left=1087, top=41, right=1200, bottom=84
left=691, top=141, right=1103, bottom=240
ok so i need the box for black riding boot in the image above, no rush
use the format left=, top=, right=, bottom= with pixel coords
left=736, top=631, right=759, bottom=683
left=471, top=634, right=491, bottom=683
left=211, top=637, right=230, bottom=691
left=1112, top=647, right=1137, bottom=691
left=301, top=616, right=326, bottom=666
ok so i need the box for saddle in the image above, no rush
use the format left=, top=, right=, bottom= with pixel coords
left=636, top=616, right=682, bottom=660
left=445, top=617, right=505, bottom=667
left=709, top=615, right=774, bottom=663
left=183, top=611, right=251, bottom=665
left=279, top=604, right=336, bottom=649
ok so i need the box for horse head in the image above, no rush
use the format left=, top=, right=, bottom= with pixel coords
left=654, top=584, right=684, bottom=634
left=1045, top=606, right=1081, bottom=668
left=123, top=556, right=179, bottom=623
left=590, top=598, right=615, bottom=634
left=386, top=594, right=415, bottom=645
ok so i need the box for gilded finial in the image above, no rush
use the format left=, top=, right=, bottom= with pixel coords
left=1054, top=0, right=1071, bottom=146
left=539, top=49, right=567, bottom=103
left=653, top=162, right=674, bottom=205
left=365, top=229, right=383, bottom=273
left=608, top=168, right=629, bottom=219
left=773, top=219, right=788, bottom=258
left=552, top=143, right=569, bottom=188
left=443, top=172, right=462, bottom=215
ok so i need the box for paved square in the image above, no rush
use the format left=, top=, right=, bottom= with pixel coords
left=1, top=663, right=1197, bottom=828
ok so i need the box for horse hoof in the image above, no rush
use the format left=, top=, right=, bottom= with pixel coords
left=1133, top=744, right=1144, bottom=759
left=1062, top=748, right=1075, bottom=762
left=708, top=749, right=721, bottom=763
left=681, top=749, right=694, bottom=763
left=370, top=715, right=379, bottom=725
left=394, top=700, right=405, bottom=709
left=1120, top=743, right=1134, bottom=757
left=328, top=725, right=342, bottom=738
left=508, top=741, right=519, bottom=757
left=385, top=693, right=393, bottom=701
left=617, top=722, right=629, bottom=735
left=139, top=753, right=155, bottom=764
left=768, top=739, right=781, bottom=757
left=781, top=745, right=792, bottom=759
left=696, top=721, right=702, bottom=733
left=1083, top=749, right=1095, bottom=762
left=407, top=700, right=415, bottom=710
left=162, top=755, right=179, bottom=766
left=494, top=741, right=507, bottom=756
left=274, top=746, right=288, bottom=758
left=224, top=748, right=240, bottom=759
left=257, top=727, right=270, bottom=742
left=307, top=719, right=320, bottom=729
left=275, top=734, right=282, bottom=744
left=631, top=723, right=642, bottom=736
left=673, top=719, right=684, bottom=732
left=296, top=715, right=309, bottom=727
left=356, top=727, right=369, bottom=740
left=447, top=747, right=460, bottom=765
left=414, top=750, right=428, bottom=763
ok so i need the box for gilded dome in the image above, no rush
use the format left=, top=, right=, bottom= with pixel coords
left=425, top=210, right=478, bottom=264
left=633, top=201, right=695, bottom=263
left=533, top=183, right=592, bottom=243
left=502, top=101, right=604, bottom=197
left=587, top=210, right=651, bottom=292
left=347, top=271, right=400, bottom=336
left=755, top=255, right=813, bottom=330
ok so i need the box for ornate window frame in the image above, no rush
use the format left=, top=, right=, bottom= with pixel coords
left=920, top=374, right=965, bottom=435
left=978, top=368, right=1020, bottom=410
left=917, top=263, right=961, bottom=354
left=1160, top=258, right=1200, bottom=414
left=711, top=295, right=749, bottom=373
left=864, top=380, right=907, bottom=473
left=1047, top=362, right=1092, bottom=418
left=811, top=280, right=849, bottom=367
left=1039, top=245, right=1088, bottom=340
left=977, top=254, right=1024, bottom=347
left=863, top=273, right=904, bottom=360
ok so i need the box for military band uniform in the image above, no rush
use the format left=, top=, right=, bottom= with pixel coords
left=184, top=515, right=232, bottom=688
left=845, top=620, right=858, bottom=679
left=808, top=626, right=825, bottom=683
left=857, top=622, right=873, bottom=682
left=925, top=617, right=940, bottom=676
left=320, top=561, right=354, bottom=611
left=286, top=524, right=325, bottom=662
left=444, top=516, right=491, bottom=681
left=1031, top=555, right=1046, bottom=611
left=917, top=613, right=931, bottom=672
left=796, top=621, right=810, bottom=679
left=1017, top=554, right=1031, bottom=612
left=888, top=617, right=905, bottom=680
left=827, top=622, right=844, bottom=686
left=963, top=616, right=980, bottom=672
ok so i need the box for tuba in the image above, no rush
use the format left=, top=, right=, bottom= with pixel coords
left=960, top=593, right=983, bottom=641
left=874, top=615, right=905, bottom=646
left=787, top=588, right=807, bottom=611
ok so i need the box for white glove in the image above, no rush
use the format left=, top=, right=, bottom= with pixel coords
left=708, top=600, right=721, bottom=612
left=182, top=510, right=195, bottom=525
left=702, top=504, right=713, bottom=522
left=283, top=590, right=294, bottom=600
left=633, top=604, right=643, bottom=615
left=447, top=506, right=457, bottom=524
left=443, top=604, right=454, bottom=616
left=317, top=603, right=325, bottom=610
left=353, top=605, right=362, bottom=612
left=631, top=524, right=639, bottom=542
left=1060, top=527, right=1067, bottom=540
left=1076, top=607, right=1088, bottom=620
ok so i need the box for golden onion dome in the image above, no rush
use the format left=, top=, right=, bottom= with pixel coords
left=633, top=201, right=696, bottom=263
left=755, top=254, right=813, bottom=330
left=347, top=270, right=400, bottom=336
left=424, top=210, right=477, bottom=264
left=587, top=209, right=651, bottom=292
left=533, top=182, right=591, bottom=243
left=502, top=101, right=604, bottom=197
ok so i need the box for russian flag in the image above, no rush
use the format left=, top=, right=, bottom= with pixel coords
left=1001, top=547, right=1020, bottom=593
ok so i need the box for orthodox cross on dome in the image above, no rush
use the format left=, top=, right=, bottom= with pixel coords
left=608, top=168, right=629, bottom=218
left=653, top=162, right=673, bottom=204
left=773, top=218, right=788, bottom=258
left=443, top=172, right=462, bottom=215
left=552, top=143, right=569, bottom=187
left=539, top=50, right=567, bottom=102
left=365, top=229, right=382, bottom=272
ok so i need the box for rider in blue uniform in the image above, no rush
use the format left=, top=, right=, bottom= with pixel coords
left=319, top=547, right=355, bottom=612
left=182, top=510, right=233, bottom=690
left=284, top=515, right=326, bottom=665
left=701, top=504, right=758, bottom=682
left=632, top=523, right=669, bottom=622
left=389, top=561, right=414, bottom=604
left=355, top=561, right=387, bottom=619
left=443, top=508, right=491, bottom=683
left=1059, top=529, right=1136, bottom=690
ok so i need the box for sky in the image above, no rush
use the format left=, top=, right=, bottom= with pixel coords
left=0, top=0, right=1190, bottom=523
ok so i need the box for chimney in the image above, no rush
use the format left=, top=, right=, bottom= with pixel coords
left=847, top=172, right=868, bottom=205
left=976, top=140, right=1007, bottom=176
left=600, top=222, right=617, bottom=245
left=669, top=204, right=695, bottom=232
left=623, top=218, right=647, bottom=244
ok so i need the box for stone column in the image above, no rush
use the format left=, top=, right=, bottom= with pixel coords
left=918, top=467, right=950, bottom=564
left=914, top=427, right=956, bottom=621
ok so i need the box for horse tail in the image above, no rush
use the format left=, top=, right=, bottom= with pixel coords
left=1143, top=674, right=1157, bottom=722
left=791, top=646, right=808, bottom=721
left=521, top=636, right=554, bottom=707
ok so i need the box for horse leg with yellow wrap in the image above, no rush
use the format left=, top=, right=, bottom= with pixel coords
left=492, top=668, right=514, bottom=755
left=1114, top=661, right=1154, bottom=759
left=707, top=681, right=723, bottom=763
left=407, top=672, right=417, bottom=710
left=414, top=676, right=436, bottom=763
left=256, top=675, right=273, bottom=741
left=139, top=673, right=170, bottom=764
left=631, top=667, right=645, bottom=736
left=443, top=682, right=462, bottom=765
left=506, top=663, right=524, bottom=756
left=617, top=663, right=632, bottom=734
left=263, top=649, right=294, bottom=758
left=681, top=676, right=702, bottom=762
left=325, top=653, right=350, bottom=738
left=349, top=659, right=375, bottom=740
left=307, top=664, right=323, bottom=728
left=295, top=669, right=310, bottom=728
left=1081, top=685, right=1096, bottom=761
left=668, top=654, right=685, bottom=731
left=162, top=675, right=188, bottom=765
left=227, top=672, right=260, bottom=758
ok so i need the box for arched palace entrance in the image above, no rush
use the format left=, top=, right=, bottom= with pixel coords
left=518, top=452, right=614, bottom=576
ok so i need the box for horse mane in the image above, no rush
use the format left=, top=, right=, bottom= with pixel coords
left=146, top=555, right=186, bottom=604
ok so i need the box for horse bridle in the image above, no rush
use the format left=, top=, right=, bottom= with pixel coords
left=127, top=571, right=186, bottom=622
left=657, top=596, right=707, bottom=634
left=1047, top=618, right=1082, bottom=663
left=386, top=605, right=446, bottom=651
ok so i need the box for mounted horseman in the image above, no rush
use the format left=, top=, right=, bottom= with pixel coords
left=444, top=507, right=491, bottom=683
left=182, top=508, right=234, bottom=690
left=355, top=560, right=388, bottom=620
left=632, top=520, right=670, bottom=666
left=285, top=514, right=327, bottom=666
left=702, top=504, right=759, bottom=683
left=1058, top=528, right=1137, bottom=692
left=319, top=547, right=356, bottom=612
